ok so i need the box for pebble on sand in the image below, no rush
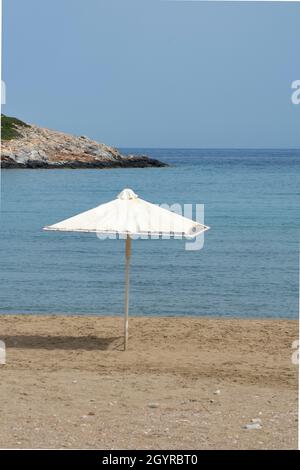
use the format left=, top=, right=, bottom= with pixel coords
left=243, top=423, right=262, bottom=430
left=251, top=418, right=262, bottom=424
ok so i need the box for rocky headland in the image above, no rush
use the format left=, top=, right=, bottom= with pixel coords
left=0, top=115, right=167, bottom=169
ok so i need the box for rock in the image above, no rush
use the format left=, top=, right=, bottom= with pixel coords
left=148, top=403, right=159, bottom=409
left=251, top=418, right=262, bottom=424
left=243, top=423, right=262, bottom=430
left=1, top=115, right=168, bottom=169
left=214, top=389, right=221, bottom=395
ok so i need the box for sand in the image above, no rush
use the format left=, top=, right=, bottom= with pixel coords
left=0, top=315, right=298, bottom=450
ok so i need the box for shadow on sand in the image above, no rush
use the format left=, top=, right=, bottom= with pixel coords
left=2, top=335, right=124, bottom=351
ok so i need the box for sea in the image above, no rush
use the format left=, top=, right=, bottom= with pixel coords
left=0, top=149, right=299, bottom=319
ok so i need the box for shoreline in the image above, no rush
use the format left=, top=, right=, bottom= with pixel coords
left=0, top=313, right=297, bottom=319
left=0, top=315, right=298, bottom=449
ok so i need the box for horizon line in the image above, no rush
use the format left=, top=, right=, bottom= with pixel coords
left=118, top=146, right=300, bottom=150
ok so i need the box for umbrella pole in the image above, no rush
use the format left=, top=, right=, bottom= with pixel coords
left=124, top=235, right=131, bottom=351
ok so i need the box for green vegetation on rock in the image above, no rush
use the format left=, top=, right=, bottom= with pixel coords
left=1, top=114, right=30, bottom=140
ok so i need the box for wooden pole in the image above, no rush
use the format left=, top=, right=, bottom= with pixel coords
left=124, top=235, right=131, bottom=351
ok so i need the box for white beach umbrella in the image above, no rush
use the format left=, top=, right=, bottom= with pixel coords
left=44, top=188, right=210, bottom=350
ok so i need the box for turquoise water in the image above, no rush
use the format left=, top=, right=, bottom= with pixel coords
left=0, top=149, right=299, bottom=318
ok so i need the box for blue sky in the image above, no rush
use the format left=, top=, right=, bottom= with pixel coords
left=2, top=0, right=300, bottom=148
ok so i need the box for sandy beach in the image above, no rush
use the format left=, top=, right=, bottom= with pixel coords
left=0, top=315, right=298, bottom=449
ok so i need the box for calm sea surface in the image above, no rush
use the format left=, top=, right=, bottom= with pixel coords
left=0, top=149, right=299, bottom=318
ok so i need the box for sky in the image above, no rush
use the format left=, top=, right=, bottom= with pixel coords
left=2, top=0, right=300, bottom=148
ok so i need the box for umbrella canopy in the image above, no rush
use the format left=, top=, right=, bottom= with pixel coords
left=44, top=188, right=209, bottom=237
left=44, top=188, right=210, bottom=350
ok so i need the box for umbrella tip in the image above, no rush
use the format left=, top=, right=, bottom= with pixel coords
left=118, top=188, right=138, bottom=200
